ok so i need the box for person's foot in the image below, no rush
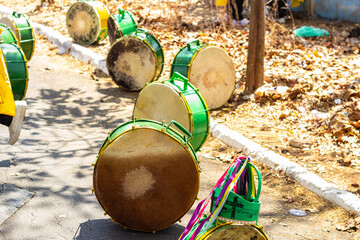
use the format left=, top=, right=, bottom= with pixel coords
left=239, top=18, right=249, bottom=25
left=8, top=101, right=26, bottom=145
left=232, top=19, right=239, bottom=26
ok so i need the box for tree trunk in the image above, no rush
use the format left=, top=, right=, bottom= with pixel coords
left=245, top=0, right=265, bottom=93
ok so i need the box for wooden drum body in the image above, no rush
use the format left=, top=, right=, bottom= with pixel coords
left=93, top=119, right=200, bottom=232
left=0, top=11, right=35, bottom=61
left=0, top=43, right=28, bottom=100
left=108, top=8, right=137, bottom=45
left=66, top=0, right=110, bottom=45
left=171, top=40, right=236, bottom=109
left=133, top=72, right=210, bottom=151
left=106, top=28, right=164, bottom=91
left=0, top=24, right=18, bottom=45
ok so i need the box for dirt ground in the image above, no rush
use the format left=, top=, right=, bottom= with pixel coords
left=1, top=0, right=360, bottom=237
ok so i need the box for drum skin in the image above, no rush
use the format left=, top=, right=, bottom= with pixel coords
left=93, top=119, right=200, bottom=232
left=133, top=73, right=210, bottom=151
left=200, top=224, right=268, bottom=240
left=171, top=40, right=236, bottom=109
left=0, top=11, right=35, bottom=61
left=0, top=24, right=18, bottom=45
left=106, top=29, right=164, bottom=91
left=0, top=43, right=28, bottom=100
left=108, top=9, right=137, bottom=45
left=66, top=1, right=110, bottom=45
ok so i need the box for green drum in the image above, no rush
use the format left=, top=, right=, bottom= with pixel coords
left=0, top=11, right=35, bottom=61
left=93, top=119, right=200, bottom=232
left=66, top=0, right=110, bottom=45
left=106, top=28, right=164, bottom=91
left=183, top=219, right=269, bottom=240
left=0, top=24, right=18, bottom=45
left=170, top=40, right=236, bottom=109
left=0, top=43, right=28, bottom=100
left=133, top=72, right=210, bottom=151
left=108, top=8, right=137, bottom=45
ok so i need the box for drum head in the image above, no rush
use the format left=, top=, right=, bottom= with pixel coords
left=66, top=2, right=100, bottom=45
left=106, top=37, right=156, bottom=91
left=93, top=128, right=199, bottom=232
left=107, top=16, right=119, bottom=45
left=205, top=225, right=267, bottom=240
left=133, top=83, right=191, bottom=131
left=0, top=17, right=17, bottom=39
left=189, top=46, right=235, bottom=109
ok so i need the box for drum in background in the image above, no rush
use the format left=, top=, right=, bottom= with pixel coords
left=170, top=40, right=236, bottom=109
left=106, top=28, right=164, bottom=91
left=108, top=8, right=137, bottom=45
left=66, top=0, right=110, bottom=45
left=133, top=72, right=210, bottom=152
left=0, top=43, right=28, bottom=100
left=0, top=24, right=18, bottom=45
left=0, top=11, right=35, bottom=61
left=93, top=119, right=200, bottom=232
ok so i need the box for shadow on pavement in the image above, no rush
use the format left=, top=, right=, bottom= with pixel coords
left=73, top=219, right=185, bottom=240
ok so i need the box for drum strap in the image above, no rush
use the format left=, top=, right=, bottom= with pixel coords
left=179, top=156, right=250, bottom=240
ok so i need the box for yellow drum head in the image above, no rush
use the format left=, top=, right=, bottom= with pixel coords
left=93, top=127, right=199, bottom=232
left=106, top=37, right=156, bottom=91
left=189, top=46, right=236, bottom=109
left=66, top=1, right=103, bottom=45
left=203, top=224, right=268, bottom=240
left=133, top=83, right=191, bottom=131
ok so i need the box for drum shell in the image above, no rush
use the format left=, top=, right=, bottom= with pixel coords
left=0, top=12, right=35, bottom=61
left=133, top=76, right=209, bottom=152
left=0, top=25, right=18, bottom=45
left=66, top=0, right=110, bottom=45
left=0, top=43, right=28, bottom=100
left=93, top=119, right=200, bottom=232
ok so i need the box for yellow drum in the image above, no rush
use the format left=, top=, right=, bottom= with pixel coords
left=171, top=40, right=236, bottom=109
left=66, top=0, right=110, bottom=45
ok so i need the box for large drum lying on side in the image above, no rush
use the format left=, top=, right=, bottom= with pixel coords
left=107, top=8, right=137, bottom=45
left=133, top=72, right=210, bottom=151
left=0, top=43, right=28, bottom=100
left=93, top=119, right=200, bottom=232
left=171, top=40, right=236, bottom=109
left=0, top=24, right=18, bottom=45
left=0, top=11, right=35, bottom=61
left=66, top=0, right=110, bottom=45
left=106, top=28, right=164, bottom=91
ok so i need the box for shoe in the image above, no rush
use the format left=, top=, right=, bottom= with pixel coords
left=8, top=101, right=26, bottom=145
left=277, top=17, right=286, bottom=23
left=239, top=18, right=249, bottom=25
left=232, top=19, right=239, bottom=26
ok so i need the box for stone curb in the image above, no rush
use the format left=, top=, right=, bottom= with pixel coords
left=1, top=6, right=360, bottom=215
left=211, top=121, right=360, bottom=215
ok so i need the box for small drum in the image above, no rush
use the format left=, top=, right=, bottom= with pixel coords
left=171, top=40, right=236, bottom=109
left=0, top=43, right=28, bottom=100
left=0, top=11, right=35, bottom=61
left=133, top=72, right=210, bottom=151
left=108, top=8, right=137, bottom=45
left=193, top=223, right=269, bottom=240
left=93, top=119, right=200, bottom=232
left=66, top=0, right=110, bottom=45
left=0, top=24, right=18, bottom=45
left=106, top=28, right=164, bottom=91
